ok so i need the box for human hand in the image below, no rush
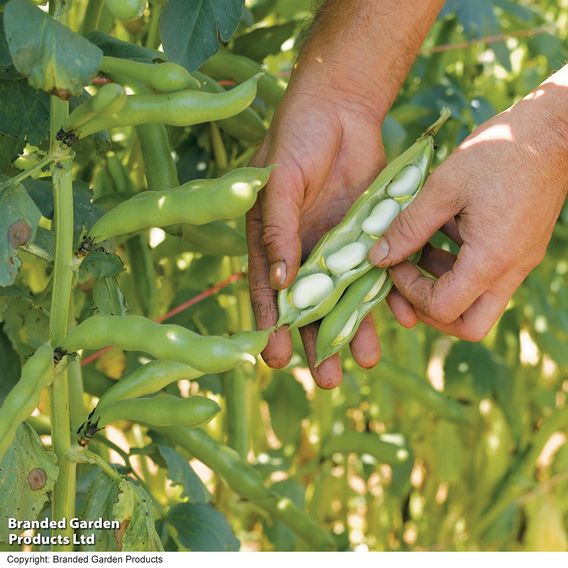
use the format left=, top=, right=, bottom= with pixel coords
left=369, top=83, right=568, bottom=341
left=247, top=78, right=386, bottom=388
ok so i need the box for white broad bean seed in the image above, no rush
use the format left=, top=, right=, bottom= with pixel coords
left=290, top=273, right=334, bottom=310
left=325, top=242, right=368, bottom=275
left=361, top=198, right=400, bottom=237
left=387, top=165, right=422, bottom=198
left=363, top=271, right=389, bottom=302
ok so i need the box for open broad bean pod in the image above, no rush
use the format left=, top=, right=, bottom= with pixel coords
left=315, top=251, right=421, bottom=364
left=277, top=109, right=450, bottom=329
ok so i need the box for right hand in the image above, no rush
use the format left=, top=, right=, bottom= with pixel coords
left=247, top=78, right=386, bottom=388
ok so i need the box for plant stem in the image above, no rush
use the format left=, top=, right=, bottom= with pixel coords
left=81, top=0, right=104, bottom=34
left=146, top=0, right=164, bottom=50
left=0, top=154, right=54, bottom=192
left=48, top=90, right=76, bottom=550
left=69, top=449, right=122, bottom=482
left=223, top=257, right=253, bottom=458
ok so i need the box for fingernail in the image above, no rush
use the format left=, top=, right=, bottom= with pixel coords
left=369, top=238, right=390, bottom=266
left=270, top=260, right=287, bottom=289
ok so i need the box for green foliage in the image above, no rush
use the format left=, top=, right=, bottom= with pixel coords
left=0, top=0, right=566, bottom=554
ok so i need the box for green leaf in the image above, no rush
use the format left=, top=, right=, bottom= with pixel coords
left=263, top=478, right=304, bottom=551
left=3, top=0, right=102, bottom=97
left=0, top=422, right=58, bottom=542
left=85, top=31, right=162, bottom=63
left=78, top=471, right=120, bottom=551
left=263, top=372, right=309, bottom=447
left=0, top=180, right=42, bottom=287
left=0, top=79, right=50, bottom=145
left=233, top=22, right=296, bottom=62
left=157, top=444, right=212, bottom=504
left=92, top=277, right=128, bottom=316
left=160, top=0, right=245, bottom=71
left=79, top=251, right=125, bottom=280
left=0, top=15, right=13, bottom=68
left=444, top=341, right=496, bottom=401
left=167, top=502, right=240, bottom=551
left=0, top=326, right=20, bottom=404
left=114, top=478, right=164, bottom=551
left=442, top=0, right=499, bottom=39
left=0, top=133, right=24, bottom=172
left=24, top=178, right=104, bottom=245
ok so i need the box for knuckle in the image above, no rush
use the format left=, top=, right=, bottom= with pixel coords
left=391, top=208, right=424, bottom=245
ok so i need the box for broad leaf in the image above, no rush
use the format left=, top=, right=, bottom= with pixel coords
left=160, top=0, right=245, bottom=71
left=3, top=0, right=102, bottom=97
left=263, top=478, right=304, bottom=551
left=0, top=79, right=50, bottom=145
left=263, top=372, right=309, bottom=447
left=0, top=326, right=20, bottom=404
left=0, top=180, right=42, bottom=287
left=79, top=474, right=163, bottom=551
left=157, top=444, right=212, bottom=504
left=85, top=32, right=162, bottom=63
left=114, top=479, right=164, bottom=551
left=167, top=502, right=239, bottom=551
left=233, top=22, right=296, bottom=62
left=0, top=422, right=58, bottom=542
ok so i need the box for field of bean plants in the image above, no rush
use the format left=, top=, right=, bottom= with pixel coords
left=0, top=0, right=566, bottom=553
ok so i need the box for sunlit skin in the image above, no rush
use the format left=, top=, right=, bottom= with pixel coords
left=247, top=0, right=568, bottom=388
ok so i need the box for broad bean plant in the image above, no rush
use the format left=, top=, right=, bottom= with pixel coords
left=0, top=0, right=566, bottom=553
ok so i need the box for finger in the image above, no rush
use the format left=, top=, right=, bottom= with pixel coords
left=246, top=201, right=293, bottom=368
left=349, top=313, right=381, bottom=368
left=386, top=287, right=418, bottom=328
left=259, top=160, right=304, bottom=290
left=368, top=169, right=463, bottom=267
left=441, top=218, right=463, bottom=246
left=418, top=245, right=457, bottom=278
left=300, top=324, right=343, bottom=389
left=413, top=271, right=520, bottom=342
left=388, top=243, right=507, bottom=324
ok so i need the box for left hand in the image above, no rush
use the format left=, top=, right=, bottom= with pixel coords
left=369, top=89, right=568, bottom=340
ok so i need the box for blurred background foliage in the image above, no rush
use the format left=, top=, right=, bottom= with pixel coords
left=1, top=0, right=567, bottom=552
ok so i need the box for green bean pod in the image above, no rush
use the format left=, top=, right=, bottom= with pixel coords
left=200, top=50, right=285, bottom=107
left=88, top=166, right=273, bottom=244
left=0, top=343, right=54, bottom=462
left=315, top=252, right=421, bottom=364
left=95, top=361, right=201, bottom=408
left=99, top=56, right=200, bottom=92
left=75, top=74, right=261, bottom=138
left=92, top=329, right=272, bottom=409
left=92, top=82, right=127, bottom=116
left=93, top=394, right=220, bottom=428
left=277, top=110, right=450, bottom=329
left=192, top=71, right=266, bottom=143
left=61, top=315, right=269, bottom=374
left=315, top=268, right=392, bottom=365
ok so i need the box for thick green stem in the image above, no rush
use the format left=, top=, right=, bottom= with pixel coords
left=48, top=97, right=76, bottom=551
left=223, top=257, right=253, bottom=458
left=81, top=0, right=104, bottom=34
left=145, top=0, right=164, bottom=50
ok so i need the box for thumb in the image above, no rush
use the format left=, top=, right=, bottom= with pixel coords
left=368, top=171, right=461, bottom=267
left=260, top=162, right=303, bottom=290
